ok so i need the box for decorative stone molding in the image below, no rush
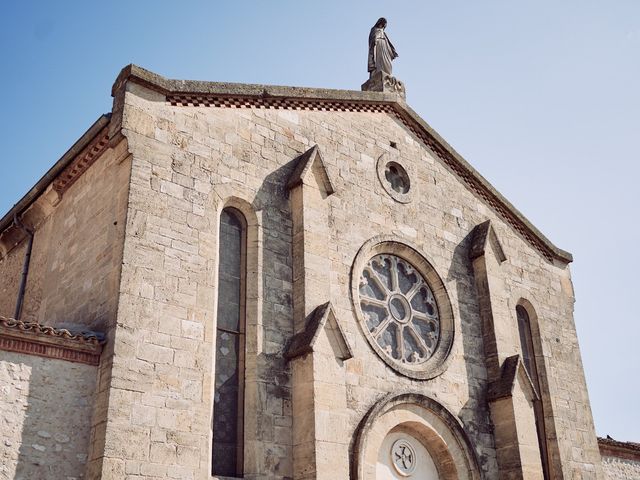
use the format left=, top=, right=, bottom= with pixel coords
left=0, top=316, right=104, bottom=366
left=0, top=115, right=112, bottom=260
left=52, top=126, right=110, bottom=196
left=351, top=236, right=454, bottom=380
left=376, top=153, right=415, bottom=204
left=111, top=63, right=571, bottom=263
left=361, top=71, right=406, bottom=98
left=168, top=93, right=395, bottom=114
left=351, top=392, right=482, bottom=480
left=599, top=436, right=640, bottom=462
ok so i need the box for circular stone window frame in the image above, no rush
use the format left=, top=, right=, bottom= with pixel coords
left=350, top=236, right=455, bottom=380
left=376, top=153, right=415, bottom=204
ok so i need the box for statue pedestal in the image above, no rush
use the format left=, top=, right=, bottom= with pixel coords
left=361, top=71, right=406, bottom=98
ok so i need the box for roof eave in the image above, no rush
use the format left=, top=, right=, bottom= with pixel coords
left=115, top=65, right=572, bottom=264
left=0, top=114, right=111, bottom=234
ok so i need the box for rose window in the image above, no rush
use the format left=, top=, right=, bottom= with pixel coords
left=359, top=254, right=440, bottom=365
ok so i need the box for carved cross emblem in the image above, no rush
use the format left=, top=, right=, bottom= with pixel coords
left=391, top=439, right=417, bottom=475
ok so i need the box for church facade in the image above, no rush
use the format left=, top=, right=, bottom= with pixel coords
left=0, top=64, right=618, bottom=479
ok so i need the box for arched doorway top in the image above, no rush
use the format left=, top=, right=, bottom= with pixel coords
left=352, top=392, right=482, bottom=480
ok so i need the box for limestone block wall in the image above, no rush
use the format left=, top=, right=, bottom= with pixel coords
left=0, top=239, right=27, bottom=318
left=0, top=142, right=130, bottom=331
left=602, top=455, right=640, bottom=479
left=0, top=350, right=97, bottom=479
left=93, top=76, right=603, bottom=479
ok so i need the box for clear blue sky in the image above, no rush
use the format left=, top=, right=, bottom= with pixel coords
left=1, top=1, right=638, bottom=441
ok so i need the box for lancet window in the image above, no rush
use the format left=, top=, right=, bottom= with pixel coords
left=212, top=208, right=246, bottom=477
left=516, top=304, right=550, bottom=480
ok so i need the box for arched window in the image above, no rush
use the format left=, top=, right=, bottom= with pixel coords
left=212, top=208, right=246, bottom=477
left=516, top=304, right=549, bottom=480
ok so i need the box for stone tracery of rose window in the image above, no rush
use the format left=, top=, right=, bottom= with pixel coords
left=359, top=254, right=440, bottom=365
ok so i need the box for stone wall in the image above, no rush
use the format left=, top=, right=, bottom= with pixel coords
left=0, top=350, right=97, bottom=479
left=91, top=76, right=603, bottom=479
left=0, top=142, right=130, bottom=331
left=602, top=455, right=640, bottom=479
left=0, top=239, right=27, bottom=318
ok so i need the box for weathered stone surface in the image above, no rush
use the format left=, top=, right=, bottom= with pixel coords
left=599, top=437, right=640, bottom=480
left=0, top=350, right=97, bottom=479
left=602, top=456, right=640, bottom=479
left=0, top=137, right=130, bottom=332
left=361, top=71, right=406, bottom=97
left=0, top=65, right=606, bottom=479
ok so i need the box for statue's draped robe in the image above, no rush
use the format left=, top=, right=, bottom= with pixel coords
left=368, top=27, right=398, bottom=76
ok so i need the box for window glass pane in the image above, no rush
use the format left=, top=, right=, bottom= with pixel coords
left=212, top=329, right=240, bottom=476
left=516, top=305, right=534, bottom=376
left=213, top=208, right=244, bottom=477
left=217, top=210, right=242, bottom=332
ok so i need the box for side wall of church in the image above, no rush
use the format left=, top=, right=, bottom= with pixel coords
left=601, top=455, right=640, bottom=479
left=0, top=145, right=130, bottom=332
left=96, top=80, right=602, bottom=479
left=0, top=350, right=97, bottom=479
left=0, top=239, right=27, bottom=318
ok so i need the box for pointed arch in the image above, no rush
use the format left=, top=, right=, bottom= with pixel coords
left=212, top=206, right=246, bottom=476
left=208, top=187, right=263, bottom=477
left=514, top=297, right=552, bottom=480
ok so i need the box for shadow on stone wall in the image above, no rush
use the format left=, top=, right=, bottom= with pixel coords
left=447, top=232, right=497, bottom=476
left=0, top=352, right=97, bottom=479
left=251, top=157, right=300, bottom=476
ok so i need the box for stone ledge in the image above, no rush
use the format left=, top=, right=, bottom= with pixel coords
left=0, top=316, right=104, bottom=366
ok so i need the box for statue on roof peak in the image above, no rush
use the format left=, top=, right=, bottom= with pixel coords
left=368, top=17, right=399, bottom=77
left=362, top=17, right=405, bottom=97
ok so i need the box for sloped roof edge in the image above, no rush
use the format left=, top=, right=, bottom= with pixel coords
left=0, top=114, right=111, bottom=235
left=115, top=64, right=571, bottom=263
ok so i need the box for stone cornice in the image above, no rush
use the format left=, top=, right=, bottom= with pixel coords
left=598, top=437, right=640, bottom=461
left=0, top=115, right=111, bottom=251
left=0, top=316, right=104, bottom=366
left=52, top=126, right=110, bottom=196
left=113, top=64, right=572, bottom=264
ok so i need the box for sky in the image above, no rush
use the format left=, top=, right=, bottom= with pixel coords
left=1, top=1, right=638, bottom=441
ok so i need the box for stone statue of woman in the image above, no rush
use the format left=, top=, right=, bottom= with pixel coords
left=368, top=17, right=398, bottom=77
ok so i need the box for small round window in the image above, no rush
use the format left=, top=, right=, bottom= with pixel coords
left=384, top=162, right=410, bottom=194
left=376, top=155, right=413, bottom=203
left=351, top=237, right=455, bottom=380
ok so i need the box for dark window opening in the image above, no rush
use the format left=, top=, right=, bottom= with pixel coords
left=384, top=161, right=410, bottom=194
left=212, top=208, right=246, bottom=477
left=516, top=305, right=550, bottom=480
